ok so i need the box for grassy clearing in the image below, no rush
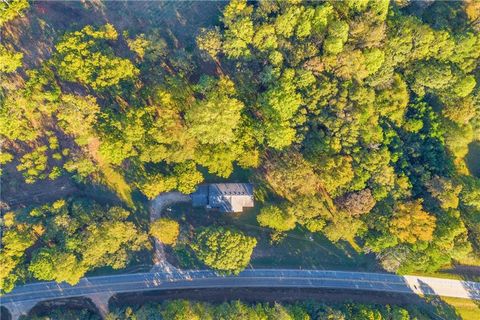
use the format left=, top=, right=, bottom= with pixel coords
left=225, top=208, right=379, bottom=270
left=97, top=162, right=133, bottom=207
left=166, top=203, right=380, bottom=271
left=456, top=255, right=480, bottom=267
left=88, top=137, right=134, bottom=207
left=466, top=141, right=480, bottom=177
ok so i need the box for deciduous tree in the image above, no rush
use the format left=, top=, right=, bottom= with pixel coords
left=257, top=205, right=296, bottom=232
left=389, top=200, right=436, bottom=244
left=191, top=227, right=257, bottom=274
left=150, top=218, right=180, bottom=245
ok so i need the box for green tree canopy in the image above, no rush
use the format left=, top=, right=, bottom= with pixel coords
left=150, top=218, right=180, bottom=245
left=0, top=44, right=23, bottom=73
left=0, top=198, right=149, bottom=292
left=0, top=0, right=29, bottom=26
left=55, top=24, right=138, bottom=90
left=257, top=205, right=296, bottom=232
left=191, top=227, right=257, bottom=274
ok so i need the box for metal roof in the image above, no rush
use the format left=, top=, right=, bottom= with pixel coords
left=190, top=183, right=254, bottom=213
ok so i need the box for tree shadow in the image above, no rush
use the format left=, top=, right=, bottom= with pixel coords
left=25, top=297, right=101, bottom=320
left=465, top=141, right=480, bottom=177
left=460, top=275, right=480, bottom=308
left=417, top=280, right=462, bottom=320
left=1, top=306, right=11, bottom=320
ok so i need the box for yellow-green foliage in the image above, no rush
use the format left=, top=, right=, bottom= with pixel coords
left=150, top=218, right=180, bottom=245
left=135, top=162, right=203, bottom=199
left=118, top=300, right=418, bottom=319
left=0, top=0, right=29, bottom=26
left=191, top=227, right=257, bottom=274
left=57, top=94, right=100, bottom=146
left=126, top=34, right=150, bottom=60
left=0, top=211, right=38, bottom=292
left=1, top=199, right=149, bottom=293
left=389, top=200, right=437, bottom=244
left=257, top=205, right=296, bottom=232
left=0, top=44, right=23, bottom=73
left=16, top=146, right=49, bottom=183
left=196, top=27, right=222, bottom=59
left=55, top=24, right=139, bottom=90
left=1, top=0, right=480, bottom=288
left=0, top=151, right=13, bottom=165
left=185, top=76, right=244, bottom=145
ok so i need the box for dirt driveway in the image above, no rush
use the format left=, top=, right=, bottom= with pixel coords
left=150, top=192, right=190, bottom=271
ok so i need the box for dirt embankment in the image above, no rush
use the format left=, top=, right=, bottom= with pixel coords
left=1, top=173, right=77, bottom=210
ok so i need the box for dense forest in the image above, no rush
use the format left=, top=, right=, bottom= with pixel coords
left=1, top=0, right=480, bottom=295
left=26, top=299, right=446, bottom=320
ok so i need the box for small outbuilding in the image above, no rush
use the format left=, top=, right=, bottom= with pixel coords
left=191, top=183, right=254, bottom=213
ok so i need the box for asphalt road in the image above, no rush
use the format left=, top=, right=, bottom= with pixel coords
left=2, top=269, right=479, bottom=307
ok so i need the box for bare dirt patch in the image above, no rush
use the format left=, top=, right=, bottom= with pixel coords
left=1, top=165, right=77, bottom=210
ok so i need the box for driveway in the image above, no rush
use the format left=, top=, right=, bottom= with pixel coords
left=150, top=192, right=190, bottom=270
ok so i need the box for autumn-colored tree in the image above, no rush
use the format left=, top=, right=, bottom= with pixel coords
left=426, top=176, right=462, bottom=209
left=262, top=151, right=321, bottom=201
left=150, top=218, right=180, bottom=245
left=389, top=200, right=436, bottom=244
left=335, top=189, right=376, bottom=216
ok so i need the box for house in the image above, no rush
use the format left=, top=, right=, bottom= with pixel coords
left=190, top=183, right=254, bottom=213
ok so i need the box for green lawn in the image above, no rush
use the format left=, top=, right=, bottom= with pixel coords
left=166, top=202, right=379, bottom=271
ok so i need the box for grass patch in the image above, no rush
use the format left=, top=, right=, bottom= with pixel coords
left=97, top=161, right=134, bottom=208
left=166, top=202, right=380, bottom=271
left=466, top=141, right=480, bottom=177
left=455, top=255, right=480, bottom=267
left=88, top=137, right=134, bottom=208
left=223, top=207, right=379, bottom=270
